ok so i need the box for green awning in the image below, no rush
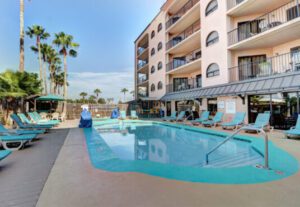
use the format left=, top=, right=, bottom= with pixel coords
left=36, top=94, right=64, bottom=101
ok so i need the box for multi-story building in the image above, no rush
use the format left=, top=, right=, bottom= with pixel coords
left=134, top=0, right=300, bottom=129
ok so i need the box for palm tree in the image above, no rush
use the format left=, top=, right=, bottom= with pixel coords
left=26, top=25, right=50, bottom=84
left=79, top=92, right=88, bottom=102
left=88, top=95, right=97, bottom=104
left=53, top=32, right=79, bottom=114
left=19, top=0, right=25, bottom=72
left=46, top=48, right=61, bottom=94
left=38, top=43, right=53, bottom=94
left=54, top=72, right=64, bottom=95
left=94, top=88, right=101, bottom=99
left=121, top=88, right=129, bottom=102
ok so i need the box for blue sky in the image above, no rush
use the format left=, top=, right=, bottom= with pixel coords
left=0, top=0, right=165, bottom=101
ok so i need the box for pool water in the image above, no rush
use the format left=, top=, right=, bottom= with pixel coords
left=84, top=120, right=299, bottom=184
left=96, top=122, right=263, bottom=168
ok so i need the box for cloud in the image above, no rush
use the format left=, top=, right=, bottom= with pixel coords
left=68, top=69, right=134, bottom=102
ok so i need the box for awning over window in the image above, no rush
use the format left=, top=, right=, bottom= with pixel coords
left=161, top=72, right=300, bottom=101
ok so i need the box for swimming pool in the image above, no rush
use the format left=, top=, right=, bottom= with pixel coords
left=84, top=120, right=299, bottom=184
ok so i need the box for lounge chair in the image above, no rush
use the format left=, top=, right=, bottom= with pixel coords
left=285, top=116, right=300, bottom=138
left=130, top=111, right=138, bottom=119
left=0, top=150, right=12, bottom=161
left=221, top=112, right=246, bottom=129
left=191, top=111, right=210, bottom=125
left=18, top=113, right=55, bottom=127
left=245, top=113, right=271, bottom=132
left=119, top=111, right=127, bottom=120
left=163, top=112, right=177, bottom=121
left=0, top=133, right=37, bottom=151
left=202, top=112, right=224, bottom=127
left=0, top=123, right=45, bottom=135
left=176, top=111, right=186, bottom=122
left=10, top=114, right=53, bottom=131
left=28, top=112, right=60, bottom=126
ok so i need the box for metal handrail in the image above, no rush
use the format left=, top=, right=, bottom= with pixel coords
left=205, top=126, right=269, bottom=169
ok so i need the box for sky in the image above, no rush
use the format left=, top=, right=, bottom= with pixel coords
left=0, top=0, right=165, bottom=102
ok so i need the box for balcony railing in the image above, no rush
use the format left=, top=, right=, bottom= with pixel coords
left=166, top=0, right=200, bottom=30
left=166, top=77, right=202, bottom=93
left=166, top=49, right=201, bottom=72
left=228, top=52, right=300, bottom=82
left=228, top=0, right=300, bottom=46
left=137, top=46, right=148, bottom=56
left=166, top=20, right=201, bottom=50
left=137, top=76, right=149, bottom=85
left=227, top=0, right=245, bottom=10
left=137, top=60, right=148, bottom=70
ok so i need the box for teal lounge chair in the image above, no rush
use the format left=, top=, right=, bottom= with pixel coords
left=176, top=111, right=186, bottom=122
left=0, top=150, right=12, bottom=161
left=191, top=111, right=210, bottom=125
left=130, top=111, right=138, bottom=119
left=0, top=133, right=37, bottom=151
left=0, top=123, right=45, bottom=135
left=202, top=112, right=224, bottom=127
left=285, top=116, right=300, bottom=138
left=119, top=111, right=127, bottom=120
left=246, top=113, right=271, bottom=132
left=18, top=113, right=56, bottom=127
left=221, top=112, right=246, bottom=129
left=11, top=114, right=53, bottom=131
left=163, top=112, right=177, bottom=121
left=28, top=112, right=60, bottom=126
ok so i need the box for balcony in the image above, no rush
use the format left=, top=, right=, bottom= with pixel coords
left=227, top=0, right=291, bottom=17
left=137, top=76, right=149, bottom=85
left=137, top=46, right=149, bottom=61
left=228, top=51, right=300, bottom=82
left=137, top=60, right=149, bottom=73
left=228, top=0, right=300, bottom=49
left=166, top=77, right=202, bottom=94
left=166, top=49, right=202, bottom=74
left=166, top=0, right=200, bottom=33
left=166, top=20, right=201, bottom=53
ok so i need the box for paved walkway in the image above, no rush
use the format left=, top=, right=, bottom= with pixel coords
left=0, top=129, right=68, bottom=207
left=37, top=125, right=300, bottom=207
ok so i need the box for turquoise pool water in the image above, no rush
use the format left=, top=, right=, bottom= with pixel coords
left=84, top=120, right=299, bottom=184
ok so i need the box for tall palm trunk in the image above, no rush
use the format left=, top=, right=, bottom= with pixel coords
left=63, top=55, right=68, bottom=114
left=37, top=39, right=43, bottom=85
left=43, top=62, right=48, bottom=94
left=19, top=0, right=25, bottom=72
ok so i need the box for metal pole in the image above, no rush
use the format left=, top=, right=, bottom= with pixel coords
left=260, top=129, right=269, bottom=169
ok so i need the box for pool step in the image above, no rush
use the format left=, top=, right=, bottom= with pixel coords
left=204, top=152, right=263, bottom=168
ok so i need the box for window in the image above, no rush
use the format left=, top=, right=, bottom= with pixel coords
left=151, top=84, right=155, bottom=92
left=151, top=66, right=155, bottom=74
left=158, top=81, right=163, bottom=90
left=207, top=98, right=218, bottom=115
left=238, top=55, right=267, bottom=80
left=158, top=23, right=163, bottom=32
left=206, top=31, right=219, bottom=47
left=206, top=63, right=220, bottom=78
left=151, top=48, right=155, bottom=56
left=151, top=30, right=155, bottom=39
left=157, top=62, right=163, bottom=70
left=157, top=42, right=163, bottom=51
left=205, top=0, right=218, bottom=16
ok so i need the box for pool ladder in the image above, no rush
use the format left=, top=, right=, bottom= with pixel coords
left=205, top=126, right=269, bottom=169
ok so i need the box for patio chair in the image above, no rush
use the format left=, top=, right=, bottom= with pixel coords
left=28, top=112, right=60, bottom=126
left=119, top=111, right=127, bottom=120
left=163, top=111, right=177, bottom=121
left=176, top=111, right=187, bottom=122
left=0, top=133, right=37, bottom=151
left=285, top=116, right=300, bottom=138
left=191, top=111, right=210, bottom=125
left=202, top=112, right=224, bottom=127
left=130, top=111, right=138, bottom=119
left=0, top=150, right=12, bottom=161
left=221, top=112, right=246, bottom=130
left=245, top=113, right=271, bottom=132
left=10, top=114, right=53, bottom=131
left=0, top=123, right=45, bottom=135
left=18, top=113, right=56, bottom=127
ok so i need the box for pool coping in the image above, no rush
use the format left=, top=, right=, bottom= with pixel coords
left=84, top=120, right=299, bottom=184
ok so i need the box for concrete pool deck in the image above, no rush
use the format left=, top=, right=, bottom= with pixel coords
left=36, top=123, right=300, bottom=207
